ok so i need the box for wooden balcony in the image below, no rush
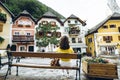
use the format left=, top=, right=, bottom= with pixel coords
left=106, top=40, right=111, bottom=43
left=69, top=30, right=80, bottom=36
left=12, top=35, right=34, bottom=42
left=36, top=31, right=61, bottom=38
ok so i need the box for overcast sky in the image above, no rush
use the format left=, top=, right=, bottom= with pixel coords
left=38, top=0, right=120, bottom=29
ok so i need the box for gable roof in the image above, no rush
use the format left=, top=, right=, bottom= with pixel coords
left=64, top=14, right=86, bottom=26
left=37, top=11, right=63, bottom=26
left=13, top=10, right=37, bottom=24
left=42, top=11, right=57, bottom=18
left=0, top=1, right=14, bottom=18
left=86, top=12, right=120, bottom=36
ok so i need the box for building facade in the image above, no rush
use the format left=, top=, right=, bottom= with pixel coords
left=64, top=14, right=87, bottom=53
left=11, top=10, right=36, bottom=52
left=0, top=1, right=14, bottom=49
left=0, top=1, right=87, bottom=53
left=35, top=11, right=64, bottom=52
left=85, top=13, right=120, bottom=56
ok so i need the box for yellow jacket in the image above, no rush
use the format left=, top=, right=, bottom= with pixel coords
left=55, top=47, right=74, bottom=62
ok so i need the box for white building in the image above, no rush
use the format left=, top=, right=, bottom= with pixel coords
left=35, top=11, right=64, bottom=52
left=35, top=12, right=87, bottom=53
left=63, top=14, right=87, bottom=53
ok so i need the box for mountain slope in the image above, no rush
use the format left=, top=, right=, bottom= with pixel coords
left=2, top=0, right=65, bottom=19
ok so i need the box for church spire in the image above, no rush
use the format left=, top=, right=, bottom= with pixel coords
left=107, top=0, right=120, bottom=13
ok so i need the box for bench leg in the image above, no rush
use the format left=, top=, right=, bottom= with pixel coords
left=75, top=69, right=81, bottom=80
left=16, top=66, right=18, bottom=76
left=9, top=67, right=11, bottom=75
left=78, top=69, right=80, bottom=80
left=4, top=65, right=11, bottom=80
left=75, top=70, right=77, bottom=80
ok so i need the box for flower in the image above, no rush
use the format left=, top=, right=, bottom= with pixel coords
left=82, top=57, right=109, bottom=64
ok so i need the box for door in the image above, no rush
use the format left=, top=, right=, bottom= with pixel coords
left=11, top=45, right=16, bottom=51
left=28, top=46, right=34, bottom=52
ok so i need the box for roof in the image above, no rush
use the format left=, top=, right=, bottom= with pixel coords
left=85, top=12, right=120, bottom=36
left=0, top=1, right=14, bottom=18
left=64, top=14, right=86, bottom=26
left=13, top=10, right=37, bottom=24
left=37, top=11, right=63, bottom=26
left=42, top=11, right=57, bottom=18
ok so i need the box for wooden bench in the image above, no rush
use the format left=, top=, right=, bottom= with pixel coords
left=4, top=51, right=82, bottom=80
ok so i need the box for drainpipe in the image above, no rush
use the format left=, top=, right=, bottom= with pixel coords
left=94, top=33, right=98, bottom=57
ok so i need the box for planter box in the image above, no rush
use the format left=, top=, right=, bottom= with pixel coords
left=82, top=61, right=118, bottom=79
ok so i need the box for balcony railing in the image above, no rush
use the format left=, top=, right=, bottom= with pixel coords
left=12, top=35, right=34, bottom=42
left=69, top=30, right=80, bottom=36
left=106, top=40, right=111, bottom=43
left=0, top=13, right=6, bottom=23
left=36, top=31, right=61, bottom=38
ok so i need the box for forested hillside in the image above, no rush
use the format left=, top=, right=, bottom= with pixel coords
left=1, top=0, right=65, bottom=19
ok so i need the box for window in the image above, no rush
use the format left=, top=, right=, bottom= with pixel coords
left=72, top=38, right=76, bottom=43
left=56, top=32, right=61, bottom=38
left=15, top=32, right=19, bottom=35
left=118, top=36, right=120, bottom=41
left=64, top=27, right=69, bottom=33
left=110, top=24, right=116, bottom=28
left=68, top=20, right=71, bottom=23
left=26, top=25, right=31, bottom=27
left=41, top=21, right=48, bottom=25
left=90, top=47, right=92, bottom=50
left=39, top=31, right=44, bottom=37
left=50, top=21, right=56, bottom=26
left=46, top=32, right=52, bottom=37
left=88, top=38, right=92, bottom=43
left=103, top=36, right=113, bottom=43
left=28, top=46, right=34, bottom=52
left=75, top=20, right=78, bottom=24
left=102, top=25, right=108, bottom=29
left=18, top=24, right=23, bottom=27
left=11, top=45, right=16, bottom=51
left=19, top=46, right=25, bottom=51
left=25, top=21, right=32, bottom=25
left=0, top=24, right=3, bottom=32
left=78, top=38, right=82, bottom=43
left=26, top=33, right=30, bottom=36
left=118, top=27, right=120, bottom=32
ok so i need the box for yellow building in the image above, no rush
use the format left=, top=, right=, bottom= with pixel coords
left=0, top=1, right=14, bottom=49
left=85, top=12, right=120, bottom=56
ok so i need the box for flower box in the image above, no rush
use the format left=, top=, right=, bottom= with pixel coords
left=82, top=61, right=118, bottom=79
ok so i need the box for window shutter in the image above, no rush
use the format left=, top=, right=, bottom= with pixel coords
left=103, top=36, right=106, bottom=41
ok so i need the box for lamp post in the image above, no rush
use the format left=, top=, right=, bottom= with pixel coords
left=6, top=44, right=11, bottom=51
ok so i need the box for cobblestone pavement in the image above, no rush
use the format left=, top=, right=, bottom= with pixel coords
left=0, top=58, right=120, bottom=80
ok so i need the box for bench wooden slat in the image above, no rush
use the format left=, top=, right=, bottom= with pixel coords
left=10, top=51, right=78, bottom=59
left=12, top=63, right=79, bottom=70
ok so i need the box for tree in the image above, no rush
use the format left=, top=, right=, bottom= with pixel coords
left=4, top=0, right=65, bottom=19
left=36, top=22, right=60, bottom=52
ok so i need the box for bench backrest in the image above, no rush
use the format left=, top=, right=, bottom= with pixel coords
left=8, top=51, right=81, bottom=59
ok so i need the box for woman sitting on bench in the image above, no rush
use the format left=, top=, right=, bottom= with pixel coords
left=55, top=36, right=74, bottom=78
